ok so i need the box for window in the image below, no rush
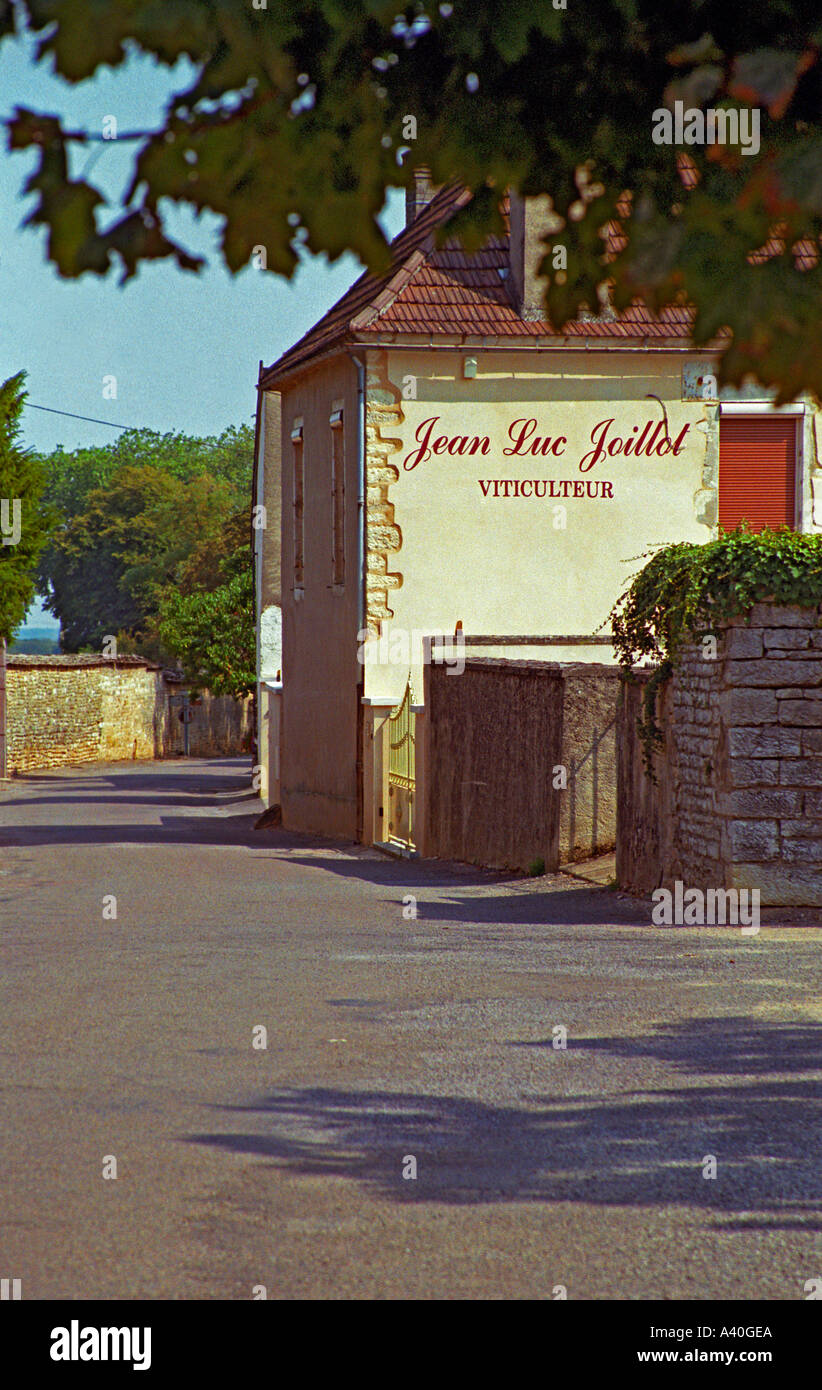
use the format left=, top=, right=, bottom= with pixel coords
left=330, top=409, right=345, bottom=586
left=718, top=415, right=797, bottom=531
left=291, top=424, right=304, bottom=585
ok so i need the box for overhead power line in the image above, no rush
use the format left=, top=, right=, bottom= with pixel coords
left=22, top=401, right=257, bottom=433
left=23, top=403, right=141, bottom=430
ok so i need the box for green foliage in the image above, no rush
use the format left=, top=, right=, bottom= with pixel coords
left=527, top=857, right=545, bottom=877
left=174, top=506, right=250, bottom=596
left=0, top=371, right=55, bottom=643
left=33, top=421, right=255, bottom=695
left=609, top=526, right=822, bottom=768
left=42, top=464, right=240, bottom=654
left=36, top=426, right=253, bottom=655
left=36, top=424, right=253, bottom=523
left=4, top=4, right=822, bottom=394
left=158, top=560, right=255, bottom=700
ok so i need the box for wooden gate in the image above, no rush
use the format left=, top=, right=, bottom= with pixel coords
left=387, top=678, right=416, bottom=850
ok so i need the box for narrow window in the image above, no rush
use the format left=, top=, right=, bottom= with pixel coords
left=291, top=424, right=304, bottom=585
left=330, top=409, right=345, bottom=586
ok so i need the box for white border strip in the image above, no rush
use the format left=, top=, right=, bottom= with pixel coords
left=719, top=402, right=805, bottom=415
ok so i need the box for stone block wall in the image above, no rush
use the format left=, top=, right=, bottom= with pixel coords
left=617, top=603, right=822, bottom=905
left=713, top=604, right=822, bottom=904
left=668, top=637, right=725, bottom=885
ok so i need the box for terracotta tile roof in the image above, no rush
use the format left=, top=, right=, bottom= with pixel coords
left=748, top=230, right=819, bottom=270
left=260, top=184, right=696, bottom=387
left=261, top=184, right=471, bottom=384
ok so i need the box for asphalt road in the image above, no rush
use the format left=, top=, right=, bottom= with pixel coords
left=0, top=758, right=820, bottom=1300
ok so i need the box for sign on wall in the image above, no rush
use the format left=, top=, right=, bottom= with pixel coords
left=400, top=412, right=693, bottom=501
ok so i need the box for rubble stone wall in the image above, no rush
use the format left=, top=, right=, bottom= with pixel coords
left=5, top=656, right=251, bottom=773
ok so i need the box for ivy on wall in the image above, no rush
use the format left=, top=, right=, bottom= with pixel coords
left=608, top=527, right=822, bottom=770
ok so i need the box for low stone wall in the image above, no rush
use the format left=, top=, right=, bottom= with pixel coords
left=6, top=657, right=163, bottom=772
left=617, top=603, right=822, bottom=905
left=4, top=656, right=252, bottom=773
left=422, top=658, right=620, bottom=872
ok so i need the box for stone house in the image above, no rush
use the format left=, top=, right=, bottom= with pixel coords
left=253, top=178, right=822, bottom=846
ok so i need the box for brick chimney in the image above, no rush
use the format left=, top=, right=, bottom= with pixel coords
left=508, top=191, right=563, bottom=321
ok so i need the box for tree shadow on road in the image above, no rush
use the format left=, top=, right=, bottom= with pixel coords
left=183, top=1016, right=822, bottom=1229
left=515, top=1015, right=821, bottom=1076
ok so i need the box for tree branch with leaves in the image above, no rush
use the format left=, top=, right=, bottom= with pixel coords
left=3, top=3, right=822, bottom=395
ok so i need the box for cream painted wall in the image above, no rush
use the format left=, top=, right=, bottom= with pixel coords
left=363, top=348, right=721, bottom=704
left=804, top=407, right=822, bottom=530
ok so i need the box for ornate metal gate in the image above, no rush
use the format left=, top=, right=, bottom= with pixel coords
left=387, top=678, right=416, bottom=851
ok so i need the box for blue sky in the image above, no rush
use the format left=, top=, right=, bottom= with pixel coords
left=0, top=30, right=404, bottom=629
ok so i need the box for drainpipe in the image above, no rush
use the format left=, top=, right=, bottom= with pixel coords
left=351, top=352, right=367, bottom=841
left=253, top=365, right=265, bottom=779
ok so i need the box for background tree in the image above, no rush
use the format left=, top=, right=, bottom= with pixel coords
left=0, top=371, right=54, bottom=643
left=3, top=3, right=822, bottom=397
left=37, top=426, right=253, bottom=654
left=158, top=543, right=255, bottom=700
left=173, top=506, right=251, bottom=597
left=37, top=424, right=253, bottom=527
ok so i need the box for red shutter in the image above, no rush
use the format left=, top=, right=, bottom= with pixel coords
left=718, top=416, right=796, bottom=531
